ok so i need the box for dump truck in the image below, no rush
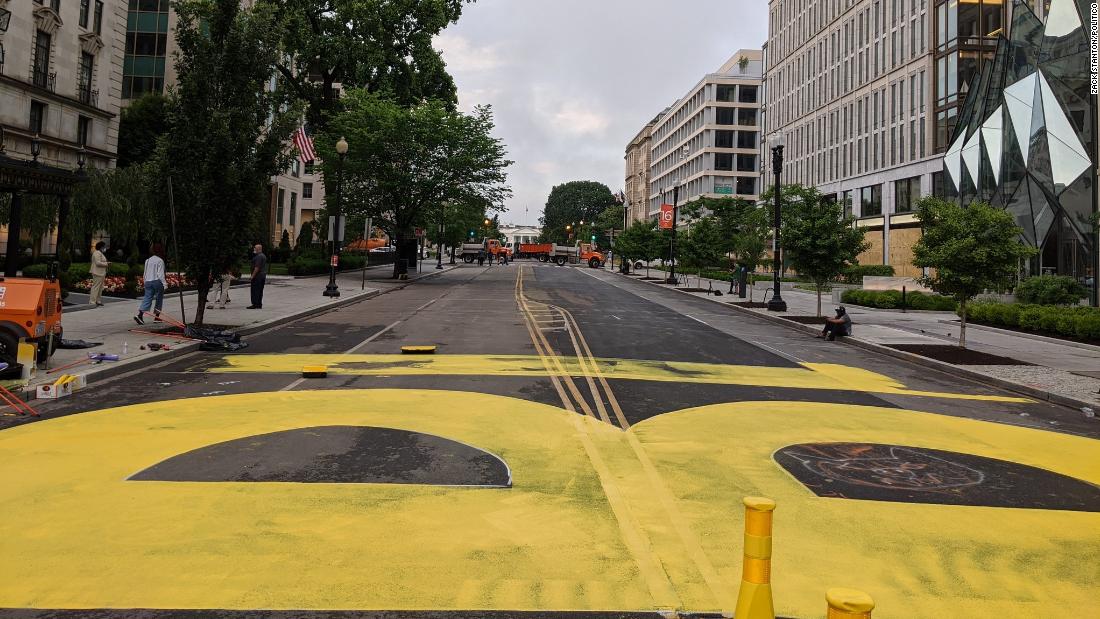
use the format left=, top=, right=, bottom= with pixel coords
left=460, top=239, right=512, bottom=263
left=518, top=242, right=605, bottom=268
left=0, top=264, right=64, bottom=367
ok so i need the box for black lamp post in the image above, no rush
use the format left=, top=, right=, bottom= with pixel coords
left=323, top=136, right=348, bottom=297
left=436, top=207, right=445, bottom=270
left=77, top=146, right=87, bottom=174
left=666, top=145, right=688, bottom=285
left=31, top=133, right=41, bottom=164
left=767, top=133, right=787, bottom=312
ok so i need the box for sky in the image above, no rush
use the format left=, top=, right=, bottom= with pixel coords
left=435, top=0, right=768, bottom=227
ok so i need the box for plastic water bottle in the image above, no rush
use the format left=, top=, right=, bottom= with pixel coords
left=1084, top=407, right=1096, bottom=419
left=122, top=341, right=128, bottom=356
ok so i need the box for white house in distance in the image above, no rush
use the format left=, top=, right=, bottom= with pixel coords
left=499, top=224, right=540, bottom=251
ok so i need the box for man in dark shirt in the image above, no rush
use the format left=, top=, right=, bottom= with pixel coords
left=819, top=306, right=852, bottom=341
left=248, top=243, right=267, bottom=309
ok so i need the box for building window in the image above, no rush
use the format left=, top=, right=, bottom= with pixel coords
left=290, top=192, right=297, bottom=226
left=291, top=159, right=300, bottom=178
left=894, top=176, right=921, bottom=213
left=737, top=108, right=758, bottom=126
left=78, top=53, right=94, bottom=104
left=736, top=177, right=755, bottom=195
left=77, top=116, right=90, bottom=146
left=738, top=85, right=758, bottom=103
left=50, top=0, right=60, bottom=11
left=303, top=183, right=313, bottom=199
left=842, top=190, right=854, bottom=217
left=33, top=31, right=51, bottom=88
left=715, top=153, right=733, bottom=171
left=123, top=0, right=169, bottom=98
left=716, top=85, right=736, bottom=102
left=93, top=0, right=103, bottom=35
left=716, top=108, right=736, bottom=125
left=304, top=161, right=315, bottom=175
left=715, top=130, right=734, bottom=148
left=80, top=0, right=90, bottom=27
left=29, top=101, right=46, bottom=135
left=276, top=188, right=285, bottom=225
left=736, top=154, right=756, bottom=172
left=860, top=184, right=883, bottom=217
left=736, top=131, right=757, bottom=149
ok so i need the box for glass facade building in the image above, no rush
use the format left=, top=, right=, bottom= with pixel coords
left=943, top=0, right=1098, bottom=303
left=122, top=0, right=169, bottom=99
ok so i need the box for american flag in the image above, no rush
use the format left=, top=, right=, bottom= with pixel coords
left=292, top=127, right=316, bottom=163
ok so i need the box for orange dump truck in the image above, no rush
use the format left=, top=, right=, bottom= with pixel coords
left=460, top=239, right=511, bottom=262
left=0, top=266, right=64, bottom=366
left=518, top=242, right=605, bottom=267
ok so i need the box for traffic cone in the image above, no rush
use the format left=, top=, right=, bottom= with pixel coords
left=734, top=496, right=776, bottom=619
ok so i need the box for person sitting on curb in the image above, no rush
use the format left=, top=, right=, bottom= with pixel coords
left=818, top=306, right=852, bottom=341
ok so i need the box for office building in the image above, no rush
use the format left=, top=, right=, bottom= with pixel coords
left=623, top=112, right=663, bottom=224
left=647, top=50, right=763, bottom=220
left=762, top=0, right=1012, bottom=276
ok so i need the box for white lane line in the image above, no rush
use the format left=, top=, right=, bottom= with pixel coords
left=610, top=315, right=622, bottom=320
left=685, top=315, right=709, bottom=326
left=280, top=378, right=307, bottom=392
left=415, top=298, right=439, bottom=312
left=344, top=320, right=404, bottom=354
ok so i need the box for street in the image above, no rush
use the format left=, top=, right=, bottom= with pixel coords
left=1, top=263, right=1097, bottom=618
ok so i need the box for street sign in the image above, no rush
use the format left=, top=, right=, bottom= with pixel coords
left=330, top=254, right=339, bottom=267
left=659, top=203, right=675, bottom=229
left=715, top=185, right=734, bottom=195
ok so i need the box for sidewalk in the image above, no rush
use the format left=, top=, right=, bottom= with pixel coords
left=25, top=265, right=453, bottom=395
left=618, top=269, right=1100, bottom=409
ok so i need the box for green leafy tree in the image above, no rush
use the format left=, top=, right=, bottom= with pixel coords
left=69, top=160, right=166, bottom=255
left=913, top=197, right=1037, bottom=347
left=591, top=204, right=625, bottom=247
left=279, top=229, right=292, bottom=251
left=539, top=181, right=617, bottom=244
left=117, top=93, right=170, bottom=167
left=776, top=184, right=868, bottom=316
left=318, top=90, right=511, bottom=278
left=295, top=221, right=316, bottom=252
left=679, top=216, right=725, bottom=285
left=166, top=0, right=299, bottom=324
left=264, top=0, right=467, bottom=131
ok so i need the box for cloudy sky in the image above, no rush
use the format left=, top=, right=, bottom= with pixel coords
left=435, top=0, right=768, bottom=227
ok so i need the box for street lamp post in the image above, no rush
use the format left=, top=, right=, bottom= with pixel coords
left=436, top=203, right=445, bottom=270
left=666, top=145, right=688, bottom=285
left=323, top=136, right=348, bottom=297
left=767, top=133, right=787, bottom=312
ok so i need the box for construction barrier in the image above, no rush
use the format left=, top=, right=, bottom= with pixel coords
left=826, top=588, right=875, bottom=618
left=734, top=496, right=776, bottom=619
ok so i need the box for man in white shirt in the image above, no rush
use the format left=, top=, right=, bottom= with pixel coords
left=134, top=243, right=168, bottom=325
left=89, top=241, right=110, bottom=307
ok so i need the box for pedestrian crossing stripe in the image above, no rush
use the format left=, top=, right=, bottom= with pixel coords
left=208, top=354, right=1031, bottom=403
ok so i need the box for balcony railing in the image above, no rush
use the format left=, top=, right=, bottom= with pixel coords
left=32, top=69, right=57, bottom=92
left=78, top=86, right=98, bottom=107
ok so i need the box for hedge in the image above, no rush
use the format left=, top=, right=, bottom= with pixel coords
left=287, top=254, right=367, bottom=276
left=841, top=288, right=957, bottom=311
left=967, top=301, right=1100, bottom=340
left=840, top=264, right=896, bottom=285
left=1014, top=275, right=1087, bottom=305
left=22, top=261, right=128, bottom=281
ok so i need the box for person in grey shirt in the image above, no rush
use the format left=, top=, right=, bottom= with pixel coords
left=248, top=244, right=267, bottom=309
left=819, top=306, right=852, bottom=341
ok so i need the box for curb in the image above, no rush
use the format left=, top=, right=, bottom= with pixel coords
left=938, top=319, right=1100, bottom=353
left=614, top=271, right=1097, bottom=411
left=22, top=266, right=462, bottom=401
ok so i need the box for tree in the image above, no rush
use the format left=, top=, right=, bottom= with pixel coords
left=592, top=204, right=625, bottom=247
left=318, top=90, right=511, bottom=278
left=279, top=229, right=292, bottom=251
left=263, top=0, right=467, bottom=131
left=295, top=221, right=315, bottom=252
left=679, top=216, right=725, bottom=286
left=777, top=184, right=868, bottom=316
left=117, top=93, right=170, bottom=167
left=539, top=181, right=618, bottom=244
left=166, top=0, right=298, bottom=325
left=913, top=197, right=1036, bottom=347
left=681, top=196, right=769, bottom=273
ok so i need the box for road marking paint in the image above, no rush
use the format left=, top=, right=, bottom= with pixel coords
left=279, top=378, right=307, bottom=392
left=685, top=315, right=709, bottom=326
left=344, top=320, right=404, bottom=354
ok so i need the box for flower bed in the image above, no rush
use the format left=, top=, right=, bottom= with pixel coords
left=72, top=272, right=195, bottom=297
left=966, top=301, right=1100, bottom=342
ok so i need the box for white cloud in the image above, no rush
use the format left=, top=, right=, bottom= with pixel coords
left=550, top=102, right=611, bottom=137
left=435, top=33, right=506, bottom=73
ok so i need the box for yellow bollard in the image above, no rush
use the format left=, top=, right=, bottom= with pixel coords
left=826, top=588, right=875, bottom=619
left=734, top=496, right=776, bottom=619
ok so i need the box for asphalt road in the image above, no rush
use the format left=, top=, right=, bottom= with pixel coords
left=2, top=263, right=1098, bottom=619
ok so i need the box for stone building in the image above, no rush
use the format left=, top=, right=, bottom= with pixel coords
left=0, top=0, right=126, bottom=271
left=623, top=111, right=663, bottom=224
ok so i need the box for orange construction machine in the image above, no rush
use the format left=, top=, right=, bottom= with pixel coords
left=0, top=264, right=63, bottom=366
left=518, top=242, right=605, bottom=267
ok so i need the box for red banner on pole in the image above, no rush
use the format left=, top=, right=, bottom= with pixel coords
left=659, top=204, right=675, bottom=229
left=331, top=255, right=339, bottom=267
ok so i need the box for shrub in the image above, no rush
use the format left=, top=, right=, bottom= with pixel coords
left=1015, top=275, right=1087, bottom=305
left=840, top=264, right=896, bottom=285
left=842, top=288, right=956, bottom=310
left=1075, top=314, right=1100, bottom=340
left=287, top=256, right=328, bottom=276
left=21, top=263, right=49, bottom=278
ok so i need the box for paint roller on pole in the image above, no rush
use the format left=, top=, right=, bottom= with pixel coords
left=734, top=496, right=776, bottom=619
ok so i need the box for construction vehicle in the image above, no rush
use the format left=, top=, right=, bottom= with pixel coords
left=518, top=242, right=605, bottom=268
left=460, top=239, right=512, bottom=263
left=0, top=263, right=64, bottom=368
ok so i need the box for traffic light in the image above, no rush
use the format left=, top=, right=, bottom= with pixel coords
left=590, top=235, right=596, bottom=241
left=469, top=230, right=475, bottom=238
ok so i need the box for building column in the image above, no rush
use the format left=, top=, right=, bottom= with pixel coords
left=5, top=192, right=24, bottom=277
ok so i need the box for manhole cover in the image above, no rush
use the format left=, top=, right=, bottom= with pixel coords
left=775, top=442, right=1100, bottom=512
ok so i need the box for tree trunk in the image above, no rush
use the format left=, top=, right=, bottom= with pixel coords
left=959, top=301, right=967, bottom=349
left=816, top=283, right=823, bottom=317
left=392, top=230, right=403, bottom=279
left=194, top=273, right=211, bottom=326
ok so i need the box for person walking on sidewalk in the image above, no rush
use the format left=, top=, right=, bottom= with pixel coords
left=89, top=241, right=109, bottom=307
left=207, top=259, right=235, bottom=310
left=134, top=244, right=167, bottom=325
left=248, top=244, right=267, bottom=309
